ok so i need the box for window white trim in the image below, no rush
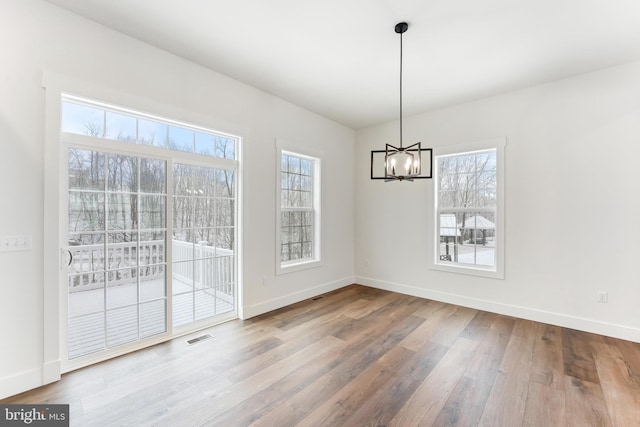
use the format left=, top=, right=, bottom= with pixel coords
left=429, top=137, right=506, bottom=279
left=275, top=140, right=323, bottom=275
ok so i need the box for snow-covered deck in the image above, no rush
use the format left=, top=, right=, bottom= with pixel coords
left=67, top=277, right=234, bottom=359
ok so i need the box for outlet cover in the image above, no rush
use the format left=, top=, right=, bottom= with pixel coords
left=597, top=291, right=608, bottom=303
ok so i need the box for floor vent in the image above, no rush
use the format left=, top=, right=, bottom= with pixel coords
left=311, top=296, right=324, bottom=301
left=186, top=333, right=213, bottom=345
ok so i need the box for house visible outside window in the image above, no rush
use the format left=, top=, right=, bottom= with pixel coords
left=276, top=147, right=322, bottom=274
left=432, top=139, right=505, bottom=279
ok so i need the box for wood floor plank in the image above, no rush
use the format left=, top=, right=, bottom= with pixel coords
left=398, top=302, right=458, bottom=351
left=204, top=342, right=348, bottom=426
left=343, top=290, right=402, bottom=319
left=296, top=345, right=415, bottom=427
left=531, top=323, right=565, bottom=389
left=564, top=375, right=612, bottom=427
left=158, top=334, right=345, bottom=426
left=3, top=284, right=640, bottom=426
left=224, top=316, right=344, bottom=383
left=562, top=327, right=601, bottom=384
left=459, top=310, right=497, bottom=340
left=433, top=375, right=494, bottom=427
left=248, top=373, right=344, bottom=427
left=389, top=337, right=480, bottom=426
left=429, top=306, right=478, bottom=347
left=478, top=321, right=537, bottom=426
left=342, top=340, right=449, bottom=426
left=464, top=314, right=515, bottom=385
left=523, top=381, right=566, bottom=426
left=592, top=341, right=640, bottom=427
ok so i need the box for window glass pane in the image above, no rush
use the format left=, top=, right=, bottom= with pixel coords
left=107, top=193, right=136, bottom=231
left=281, top=244, right=290, bottom=261
left=216, top=136, right=236, bottom=160
left=68, top=192, right=104, bottom=232
left=139, top=232, right=165, bottom=266
left=194, top=132, right=215, bottom=156
left=436, top=149, right=497, bottom=270
left=62, top=98, right=239, bottom=159
left=281, top=211, right=290, bottom=226
left=105, top=111, right=136, bottom=142
left=301, top=176, right=312, bottom=192
left=107, top=268, right=137, bottom=309
left=289, top=243, right=302, bottom=260
left=68, top=311, right=106, bottom=359
left=140, top=158, right=166, bottom=194
left=107, top=232, right=138, bottom=269
left=68, top=272, right=104, bottom=316
left=288, top=156, right=301, bottom=174
left=217, top=199, right=234, bottom=227
left=288, top=190, right=301, bottom=208
left=194, top=198, right=216, bottom=228
left=216, top=170, right=234, bottom=198
left=62, top=101, right=104, bottom=137
left=173, top=163, right=194, bottom=197
left=107, top=306, right=138, bottom=347
left=279, top=152, right=319, bottom=265
left=139, top=300, right=166, bottom=338
left=108, top=155, right=138, bottom=193
left=216, top=227, right=234, bottom=251
left=138, top=119, right=167, bottom=148
left=68, top=235, right=105, bottom=274
left=173, top=196, right=193, bottom=229
left=300, top=158, right=312, bottom=176
left=192, top=228, right=215, bottom=248
left=302, top=242, right=312, bottom=259
left=68, top=149, right=105, bottom=191
left=194, top=133, right=236, bottom=159
left=168, top=126, right=194, bottom=153
left=139, top=195, right=166, bottom=229
left=301, top=191, right=312, bottom=208
left=171, top=160, right=236, bottom=325
left=172, top=231, right=194, bottom=264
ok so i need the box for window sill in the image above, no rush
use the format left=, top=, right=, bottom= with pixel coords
left=429, top=262, right=504, bottom=280
left=277, top=258, right=322, bottom=275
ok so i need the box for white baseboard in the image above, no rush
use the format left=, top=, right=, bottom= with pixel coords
left=356, top=276, right=640, bottom=344
left=241, top=276, right=355, bottom=319
left=0, top=367, right=43, bottom=400
left=42, top=360, right=61, bottom=385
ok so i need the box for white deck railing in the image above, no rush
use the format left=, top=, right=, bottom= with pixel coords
left=68, top=240, right=234, bottom=301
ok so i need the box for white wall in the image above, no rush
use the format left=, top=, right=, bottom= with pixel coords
left=0, top=0, right=354, bottom=398
left=356, top=60, right=640, bottom=343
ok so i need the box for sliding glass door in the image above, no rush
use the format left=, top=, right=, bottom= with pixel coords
left=66, top=149, right=168, bottom=359
left=59, top=95, right=240, bottom=370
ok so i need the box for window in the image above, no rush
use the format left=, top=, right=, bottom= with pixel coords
left=276, top=147, right=321, bottom=273
left=58, top=93, right=239, bottom=367
left=432, top=138, right=505, bottom=279
left=61, top=95, right=236, bottom=159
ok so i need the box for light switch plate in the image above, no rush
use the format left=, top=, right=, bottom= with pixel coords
left=0, top=235, right=32, bottom=252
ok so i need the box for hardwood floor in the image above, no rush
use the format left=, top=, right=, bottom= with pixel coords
left=3, top=284, right=640, bottom=426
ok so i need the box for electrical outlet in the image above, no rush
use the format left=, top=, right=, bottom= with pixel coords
left=262, top=276, right=269, bottom=286
left=597, top=291, right=608, bottom=303
left=364, top=259, right=370, bottom=268
left=0, top=235, right=32, bottom=252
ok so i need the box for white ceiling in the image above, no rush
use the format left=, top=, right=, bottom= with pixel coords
left=45, top=0, right=640, bottom=129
